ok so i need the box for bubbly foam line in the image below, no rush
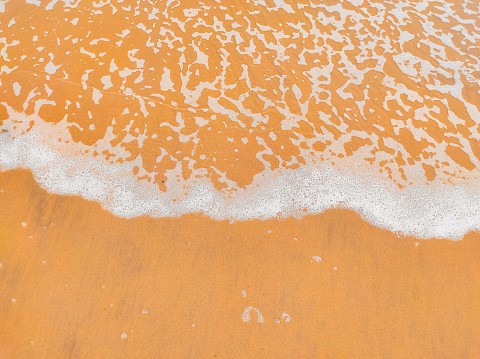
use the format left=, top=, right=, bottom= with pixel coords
left=2, top=130, right=480, bottom=240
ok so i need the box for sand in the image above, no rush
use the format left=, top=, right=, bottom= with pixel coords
left=2, top=1, right=480, bottom=356
left=0, top=169, right=479, bottom=358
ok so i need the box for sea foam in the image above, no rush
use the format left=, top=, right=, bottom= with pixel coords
left=2, top=122, right=480, bottom=240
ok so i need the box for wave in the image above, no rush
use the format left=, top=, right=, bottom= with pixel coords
left=2, top=119, right=480, bottom=240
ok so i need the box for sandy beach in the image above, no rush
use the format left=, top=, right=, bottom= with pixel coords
left=1, top=169, right=479, bottom=358
left=2, top=0, right=480, bottom=357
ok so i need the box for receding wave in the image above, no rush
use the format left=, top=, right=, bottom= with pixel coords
left=2, top=109, right=480, bottom=240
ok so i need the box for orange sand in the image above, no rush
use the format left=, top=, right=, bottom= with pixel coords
left=0, top=169, right=479, bottom=358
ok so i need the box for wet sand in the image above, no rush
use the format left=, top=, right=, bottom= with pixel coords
left=0, top=169, right=479, bottom=358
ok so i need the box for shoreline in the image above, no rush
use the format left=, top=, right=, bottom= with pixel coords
left=3, top=126, right=480, bottom=240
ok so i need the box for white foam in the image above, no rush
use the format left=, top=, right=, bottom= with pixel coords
left=241, top=306, right=264, bottom=323
left=2, top=123, right=480, bottom=240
